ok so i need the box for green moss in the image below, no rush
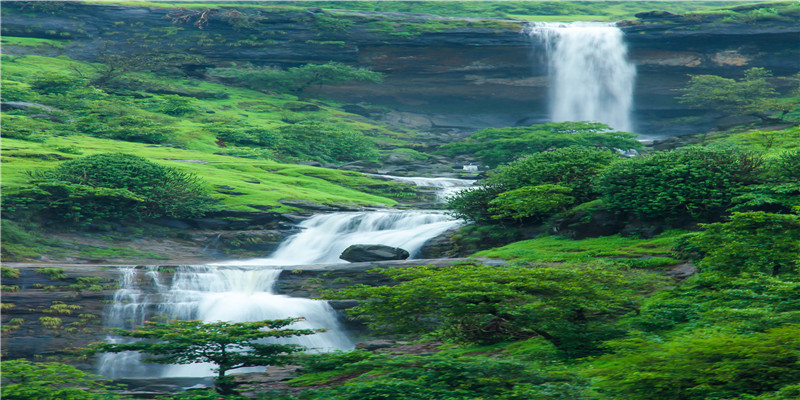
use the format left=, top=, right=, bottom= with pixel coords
left=475, top=230, right=686, bottom=266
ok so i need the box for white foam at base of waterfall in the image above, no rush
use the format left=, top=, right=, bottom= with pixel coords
left=528, top=21, right=636, bottom=132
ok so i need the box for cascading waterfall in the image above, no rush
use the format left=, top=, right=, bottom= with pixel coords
left=527, top=22, right=636, bottom=132
left=219, top=210, right=461, bottom=266
left=100, top=266, right=355, bottom=378
left=370, top=175, right=475, bottom=200
left=101, top=183, right=463, bottom=378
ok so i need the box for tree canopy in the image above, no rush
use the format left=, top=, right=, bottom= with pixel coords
left=439, top=122, right=640, bottom=167
left=87, top=319, right=318, bottom=393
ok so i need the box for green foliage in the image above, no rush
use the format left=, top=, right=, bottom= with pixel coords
left=73, top=101, right=175, bottom=143
left=590, top=325, right=800, bottom=400
left=488, top=184, right=574, bottom=221
left=209, top=62, right=382, bottom=94
left=678, top=68, right=793, bottom=117
left=632, top=272, right=800, bottom=333
left=35, top=267, right=66, bottom=280
left=0, top=359, right=130, bottom=400
left=86, top=318, right=318, bottom=385
left=156, top=94, right=197, bottom=116
left=439, top=122, right=640, bottom=167
left=3, top=153, right=217, bottom=225
left=210, top=122, right=283, bottom=148
left=732, top=150, right=800, bottom=213
left=594, top=146, right=764, bottom=221
left=324, top=263, right=643, bottom=356
left=277, top=121, right=378, bottom=163
left=447, top=146, right=618, bottom=223
left=1, top=115, right=53, bottom=142
left=300, top=352, right=589, bottom=400
left=30, top=72, right=85, bottom=95
left=689, top=212, right=800, bottom=276
left=2, top=266, right=21, bottom=278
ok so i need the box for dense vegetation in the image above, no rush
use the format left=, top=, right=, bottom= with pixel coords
left=2, top=1, right=800, bottom=400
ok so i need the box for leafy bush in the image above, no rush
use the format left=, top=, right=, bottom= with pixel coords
left=323, top=263, right=642, bottom=356
left=209, top=62, right=382, bottom=94
left=303, top=353, right=589, bottom=400
left=277, top=121, right=377, bottom=163
left=591, top=325, right=800, bottom=400
left=29, top=72, right=85, bottom=95
left=689, top=212, right=800, bottom=276
left=594, top=146, right=764, bottom=221
left=0, top=359, right=130, bottom=400
left=488, top=184, right=574, bottom=221
left=155, top=94, right=197, bottom=116
left=439, top=122, right=640, bottom=167
left=4, top=153, right=217, bottom=225
left=447, top=147, right=618, bottom=223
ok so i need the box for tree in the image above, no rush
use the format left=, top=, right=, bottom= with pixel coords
left=0, top=359, right=130, bottom=400
left=594, top=145, right=764, bottom=221
left=678, top=67, right=790, bottom=116
left=323, top=263, right=646, bottom=356
left=3, top=153, right=218, bottom=225
left=487, top=184, right=574, bottom=221
left=438, top=122, right=639, bottom=167
left=208, top=62, right=382, bottom=94
left=446, top=146, right=618, bottom=223
left=689, top=211, right=800, bottom=276
left=87, top=319, right=318, bottom=393
left=590, top=325, right=800, bottom=400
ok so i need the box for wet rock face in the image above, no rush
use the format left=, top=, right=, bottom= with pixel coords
left=2, top=3, right=797, bottom=138
left=340, top=244, right=410, bottom=262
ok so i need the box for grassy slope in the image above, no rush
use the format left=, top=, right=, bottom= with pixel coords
left=0, top=51, right=416, bottom=212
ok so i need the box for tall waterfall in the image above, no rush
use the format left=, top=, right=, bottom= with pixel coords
left=528, top=22, right=636, bottom=132
left=101, top=208, right=462, bottom=378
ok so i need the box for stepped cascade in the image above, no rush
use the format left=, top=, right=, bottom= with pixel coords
left=101, top=181, right=465, bottom=378
left=528, top=22, right=636, bottom=132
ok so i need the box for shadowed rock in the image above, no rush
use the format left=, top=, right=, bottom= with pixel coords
left=340, top=244, right=410, bottom=262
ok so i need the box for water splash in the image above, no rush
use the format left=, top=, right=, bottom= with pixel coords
left=527, top=22, right=636, bottom=132
left=219, top=210, right=461, bottom=266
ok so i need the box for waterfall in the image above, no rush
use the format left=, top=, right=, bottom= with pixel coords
left=218, top=210, right=461, bottom=266
left=100, top=266, right=354, bottom=378
left=369, top=175, right=475, bottom=201
left=101, top=207, right=462, bottom=378
left=528, top=22, right=636, bottom=132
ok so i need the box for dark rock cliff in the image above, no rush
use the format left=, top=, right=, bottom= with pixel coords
left=3, top=3, right=798, bottom=137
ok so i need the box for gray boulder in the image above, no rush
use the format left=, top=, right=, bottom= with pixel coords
left=340, top=244, right=410, bottom=262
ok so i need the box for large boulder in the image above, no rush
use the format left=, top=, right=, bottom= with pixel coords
left=340, top=244, right=410, bottom=262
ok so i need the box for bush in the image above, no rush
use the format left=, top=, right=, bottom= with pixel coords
left=594, top=146, right=764, bottom=221
left=29, top=72, right=85, bottom=95
left=277, top=121, right=377, bottom=163
left=690, top=211, right=800, bottom=276
left=439, top=122, right=640, bottom=167
left=0, top=359, right=129, bottom=400
left=4, top=153, right=217, bottom=225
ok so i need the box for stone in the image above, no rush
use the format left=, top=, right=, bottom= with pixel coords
left=340, top=244, right=410, bottom=262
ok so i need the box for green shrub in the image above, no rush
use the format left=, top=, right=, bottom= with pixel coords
left=439, top=122, right=640, bottom=167
left=156, top=94, right=196, bottom=116
left=277, top=121, right=377, bottom=163
left=594, top=146, right=764, bottom=221
left=29, top=72, right=85, bottom=95
left=4, top=153, right=217, bottom=225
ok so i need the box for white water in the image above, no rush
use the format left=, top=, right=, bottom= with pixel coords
left=528, top=22, right=636, bottom=132
left=101, top=185, right=463, bottom=378
left=370, top=175, right=475, bottom=201
left=218, top=210, right=461, bottom=266
left=100, top=266, right=355, bottom=378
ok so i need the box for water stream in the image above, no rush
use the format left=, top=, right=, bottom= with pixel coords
left=100, top=179, right=467, bottom=378
left=527, top=22, right=636, bottom=132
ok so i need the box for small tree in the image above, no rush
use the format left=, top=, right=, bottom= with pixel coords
left=689, top=211, right=800, bottom=276
left=0, top=359, right=129, bottom=400
left=87, top=319, right=318, bottom=393
left=678, top=67, right=789, bottom=116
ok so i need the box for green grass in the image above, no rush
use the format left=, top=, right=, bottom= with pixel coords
left=1, top=136, right=397, bottom=211
left=475, top=231, right=686, bottom=267
left=0, top=37, right=67, bottom=48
